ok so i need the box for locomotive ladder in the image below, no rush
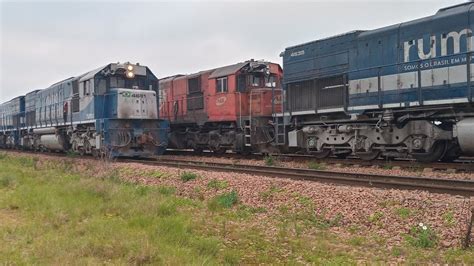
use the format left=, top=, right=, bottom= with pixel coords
left=244, top=120, right=252, bottom=147
left=274, top=116, right=286, bottom=145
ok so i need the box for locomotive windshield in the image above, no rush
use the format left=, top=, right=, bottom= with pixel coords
left=109, top=75, right=154, bottom=90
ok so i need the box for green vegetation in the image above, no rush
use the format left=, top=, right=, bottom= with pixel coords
left=405, top=224, right=438, bottom=248
left=368, top=211, right=384, bottom=224
left=308, top=161, right=326, bottom=170
left=180, top=171, right=198, bottom=182
left=263, top=155, right=276, bottom=166
left=0, top=154, right=473, bottom=264
left=260, top=185, right=283, bottom=201
left=395, top=207, right=411, bottom=219
left=443, top=211, right=455, bottom=226
left=208, top=190, right=239, bottom=210
left=207, top=179, right=228, bottom=190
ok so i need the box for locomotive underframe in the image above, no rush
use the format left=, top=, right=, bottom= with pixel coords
left=168, top=116, right=278, bottom=154
left=0, top=119, right=167, bottom=158
left=287, top=105, right=474, bottom=162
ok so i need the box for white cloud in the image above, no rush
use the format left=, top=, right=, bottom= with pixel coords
left=0, top=0, right=464, bottom=102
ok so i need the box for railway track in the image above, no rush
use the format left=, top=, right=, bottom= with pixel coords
left=165, top=150, right=474, bottom=172
left=4, top=150, right=474, bottom=196
left=123, top=157, right=474, bottom=197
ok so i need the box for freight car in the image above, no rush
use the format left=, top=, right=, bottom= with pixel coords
left=278, top=2, right=474, bottom=162
left=159, top=60, right=283, bottom=154
left=0, top=62, right=168, bottom=157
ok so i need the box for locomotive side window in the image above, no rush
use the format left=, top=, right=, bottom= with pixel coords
left=251, top=75, right=261, bottom=87
left=188, top=77, right=200, bottom=94
left=216, top=77, right=228, bottom=93
left=237, top=74, right=246, bottom=92
left=265, top=75, right=276, bottom=88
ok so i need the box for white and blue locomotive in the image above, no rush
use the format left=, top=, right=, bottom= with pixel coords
left=0, top=62, right=169, bottom=157
left=279, top=2, right=474, bottom=162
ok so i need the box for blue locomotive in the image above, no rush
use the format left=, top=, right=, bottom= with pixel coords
left=279, top=2, right=474, bottom=162
left=0, top=62, right=169, bottom=157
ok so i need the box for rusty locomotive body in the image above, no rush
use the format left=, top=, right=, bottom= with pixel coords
left=159, top=60, right=283, bottom=154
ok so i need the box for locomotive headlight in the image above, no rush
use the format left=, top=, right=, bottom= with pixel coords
left=126, top=71, right=135, bottom=78
left=127, top=65, right=134, bottom=71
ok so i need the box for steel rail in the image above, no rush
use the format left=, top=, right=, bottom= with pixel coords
left=124, top=157, right=474, bottom=196
left=164, top=150, right=474, bottom=172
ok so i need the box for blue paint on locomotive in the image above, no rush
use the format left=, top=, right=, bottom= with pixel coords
left=283, top=2, right=474, bottom=113
left=0, top=63, right=169, bottom=157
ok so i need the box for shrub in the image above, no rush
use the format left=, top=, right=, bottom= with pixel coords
left=181, top=172, right=198, bottom=182
left=406, top=223, right=437, bottom=248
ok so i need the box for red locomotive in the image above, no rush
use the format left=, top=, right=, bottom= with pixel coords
left=159, top=60, right=283, bottom=154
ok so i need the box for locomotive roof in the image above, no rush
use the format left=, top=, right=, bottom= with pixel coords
left=285, top=1, right=474, bottom=50
left=284, top=30, right=364, bottom=50
left=161, top=60, right=276, bottom=81
left=79, top=64, right=110, bottom=82
left=208, top=62, right=248, bottom=79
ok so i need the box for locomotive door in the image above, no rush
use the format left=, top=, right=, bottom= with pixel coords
left=250, top=91, right=262, bottom=115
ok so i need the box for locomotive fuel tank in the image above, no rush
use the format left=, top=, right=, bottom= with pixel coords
left=39, top=134, right=66, bottom=151
left=455, top=118, right=474, bottom=155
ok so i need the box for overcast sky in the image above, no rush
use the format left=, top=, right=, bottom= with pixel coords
left=0, top=0, right=465, bottom=102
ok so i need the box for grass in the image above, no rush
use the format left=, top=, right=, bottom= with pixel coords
left=208, top=190, right=239, bottom=210
left=263, top=155, right=277, bottom=166
left=308, top=161, right=326, bottom=170
left=207, top=179, right=228, bottom=190
left=395, top=207, right=411, bottom=219
left=0, top=155, right=221, bottom=264
left=180, top=171, right=198, bottom=182
left=1, top=153, right=474, bottom=264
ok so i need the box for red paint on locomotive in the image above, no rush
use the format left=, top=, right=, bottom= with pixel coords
left=159, top=60, right=283, bottom=154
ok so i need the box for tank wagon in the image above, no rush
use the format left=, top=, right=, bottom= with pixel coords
left=160, top=60, right=283, bottom=154
left=0, top=62, right=169, bottom=157
left=278, top=2, right=474, bottom=162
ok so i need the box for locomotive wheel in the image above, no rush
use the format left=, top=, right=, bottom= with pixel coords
left=311, top=149, right=331, bottom=159
left=356, top=150, right=381, bottom=161
left=334, top=151, right=351, bottom=159
left=412, top=141, right=447, bottom=163
left=213, top=148, right=227, bottom=155
left=440, top=143, right=461, bottom=162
